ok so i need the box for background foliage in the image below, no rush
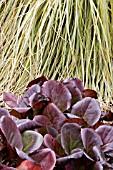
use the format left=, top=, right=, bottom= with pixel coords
left=0, top=0, right=113, bottom=106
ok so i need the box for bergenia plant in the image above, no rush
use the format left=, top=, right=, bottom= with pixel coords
left=0, top=75, right=112, bottom=170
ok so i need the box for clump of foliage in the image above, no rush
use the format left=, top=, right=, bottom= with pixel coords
left=0, top=76, right=113, bottom=170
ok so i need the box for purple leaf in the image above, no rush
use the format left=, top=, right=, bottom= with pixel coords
left=22, top=130, right=43, bottom=154
left=15, top=147, right=36, bottom=163
left=0, top=164, right=16, bottom=170
left=0, top=108, right=10, bottom=118
left=82, top=89, right=98, bottom=99
left=63, top=78, right=83, bottom=104
left=44, top=134, right=64, bottom=157
left=81, top=128, right=103, bottom=157
left=42, top=80, right=72, bottom=112
left=15, top=119, right=42, bottom=132
left=1, top=116, right=23, bottom=150
left=3, top=92, right=19, bottom=108
left=96, top=125, right=113, bottom=152
left=56, top=149, right=84, bottom=165
left=18, top=84, right=41, bottom=107
left=42, top=103, right=66, bottom=130
left=91, top=162, right=103, bottom=170
left=0, top=129, right=7, bottom=153
left=63, top=78, right=84, bottom=93
left=46, top=125, right=58, bottom=138
left=11, top=107, right=31, bottom=113
left=64, top=118, right=85, bottom=127
left=33, top=115, right=50, bottom=126
left=30, top=148, right=56, bottom=170
left=29, top=93, right=49, bottom=108
left=33, top=115, right=50, bottom=135
left=71, top=97, right=101, bottom=126
left=27, top=75, right=47, bottom=88
left=61, top=123, right=83, bottom=155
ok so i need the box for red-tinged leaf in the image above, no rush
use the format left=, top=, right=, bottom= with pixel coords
left=96, top=125, right=113, bottom=152
left=42, top=103, right=66, bottom=130
left=71, top=97, right=101, bottom=126
left=64, top=118, right=85, bottom=127
left=30, top=148, right=56, bottom=170
left=42, top=80, right=72, bottom=112
left=0, top=108, right=10, bottom=118
left=10, top=109, right=27, bottom=119
left=44, top=134, right=64, bottom=157
left=22, top=130, right=43, bottom=154
left=17, top=160, right=42, bottom=170
left=81, top=128, right=103, bottom=157
left=27, top=75, right=48, bottom=88
left=1, top=116, right=23, bottom=150
left=61, top=123, right=83, bottom=155
left=3, top=92, right=19, bottom=108
left=11, top=107, right=31, bottom=114
left=82, top=89, right=98, bottom=99
left=101, top=111, right=113, bottom=121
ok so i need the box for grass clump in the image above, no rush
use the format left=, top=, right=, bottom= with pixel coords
left=0, top=0, right=113, bottom=106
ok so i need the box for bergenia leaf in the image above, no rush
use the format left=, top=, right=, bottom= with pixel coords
left=33, top=115, right=50, bottom=135
left=15, top=119, right=42, bottom=133
left=0, top=129, right=7, bottom=152
left=42, top=103, right=66, bottom=130
left=64, top=118, right=85, bottom=127
left=17, top=160, right=42, bottom=170
left=23, top=84, right=41, bottom=100
left=63, top=78, right=83, bottom=104
left=10, top=109, right=28, bottom=119
left=44, top=134, right=64, bottom=157
left=3, top=92, right=19, bottom=108
left=29, top=93, right=48, bottom=107
left=30, top=148, right=56, bottom=170
left=71, top=97, right=101, bottom=126
left=61, top=123, right=83, bottom=155
left=33, top=115, right=50, bottom=126
left=56, top=149, right=84, bottom=166
left=0, top=108, right=10, bottom=118
left=27, top=75, right=47, bottom=88
left=63, top=78, right=84, bottom=93
left=0, top=163, right=16, bottom=170
left=22, top=130, right=43, bottom=154
left=96, top=125, right=113, bottom=152
left=82, top=89, right=98, bottom=99
left=46, top=125, right=58, bottom=138
left=101, top=111, right=113, bottom=121
left=81, top=128, right=103, bottom=157
left=15, top=147, right=36, bottom=163
left=18, top=84, right=41, bottom=107
left=42, top=80, right=72, bottom=112
left=1, top=116, right=23, bottom=150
